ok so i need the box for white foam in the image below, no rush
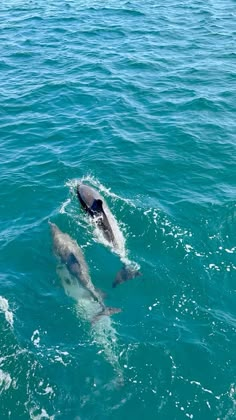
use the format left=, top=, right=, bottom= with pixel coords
left=225, top=247, right=235, bottom=254
left=29, top=407, right=54, bottom=420
left=31, top=330, right=40, bottom=347
left=0, top=296, right=14, bottom=328
left=0, top=369, right=12, bottom=391
left=143, top=207, right=202, bottom=260
left=53, top=349, right=71, bottom=367
left=59, top=198, right=71, bottom=214
left=208, top=264, right=220, bottom=271
left=185, top=244, right=193, bottom=253
left=44, top=386, right=54, bottom=396
left=65, top=177, right=80, bottom=192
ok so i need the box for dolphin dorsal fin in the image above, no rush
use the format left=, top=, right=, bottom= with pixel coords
left=91, top=199, right=103, bottom=213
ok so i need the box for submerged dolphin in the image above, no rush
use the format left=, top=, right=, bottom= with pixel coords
left=50, top=222, right=121, bottom=320
left=77, top=183, right=141, bottom=288
left=50, top=222, right=124, bottom=381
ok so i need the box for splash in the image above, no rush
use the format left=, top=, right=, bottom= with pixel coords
left=28, top=406, right=54, bottom=420
left=31, top=330, right=40, bottom=348
left=0, top=296, right=14, bottom=328
left=0, top=369, right=13, bottom=392
left=59, top=198, right=71, bottom=214
left=80, top=174, right=135, bottom=207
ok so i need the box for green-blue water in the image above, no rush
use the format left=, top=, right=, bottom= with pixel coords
left=0, top=0, right=235, bottom=418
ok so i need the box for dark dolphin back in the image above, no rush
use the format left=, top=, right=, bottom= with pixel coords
left=77, top=183, right=116, bottom=245
left=77, top=184, right=104, bottom=216
left=77, top=184, right=101, bottom=207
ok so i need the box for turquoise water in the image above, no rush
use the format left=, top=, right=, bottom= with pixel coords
left=0, top=0, right=235, bottom=418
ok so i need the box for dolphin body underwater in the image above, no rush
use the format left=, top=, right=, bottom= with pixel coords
left=77, top=183, right=141, bottom=287
left=50, top=222, right=121, bottom=321
left=50, top=222, right=124, bottom=381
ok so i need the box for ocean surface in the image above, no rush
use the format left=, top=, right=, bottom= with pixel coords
left=0, top=0, right=235, bottom=418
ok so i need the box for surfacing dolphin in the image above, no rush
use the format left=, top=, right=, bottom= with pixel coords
left=50, top=222, right=121, bottom=321
left=77, top=183, right=141, bottom=287
left=77, top=183, right=117, bottom=246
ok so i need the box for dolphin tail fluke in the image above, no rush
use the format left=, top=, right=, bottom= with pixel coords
left=92, top=306, right=122, bottom=323
left=112, top=265, right=142, bottom=288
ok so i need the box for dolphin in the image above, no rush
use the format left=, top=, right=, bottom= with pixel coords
left=77, top=183, right=116, bottom=246
left=77, top=183, right=141, bottom=288
left=50, top=222, right=124, bottom=381
left=50, top=222, right=121, bottom=321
